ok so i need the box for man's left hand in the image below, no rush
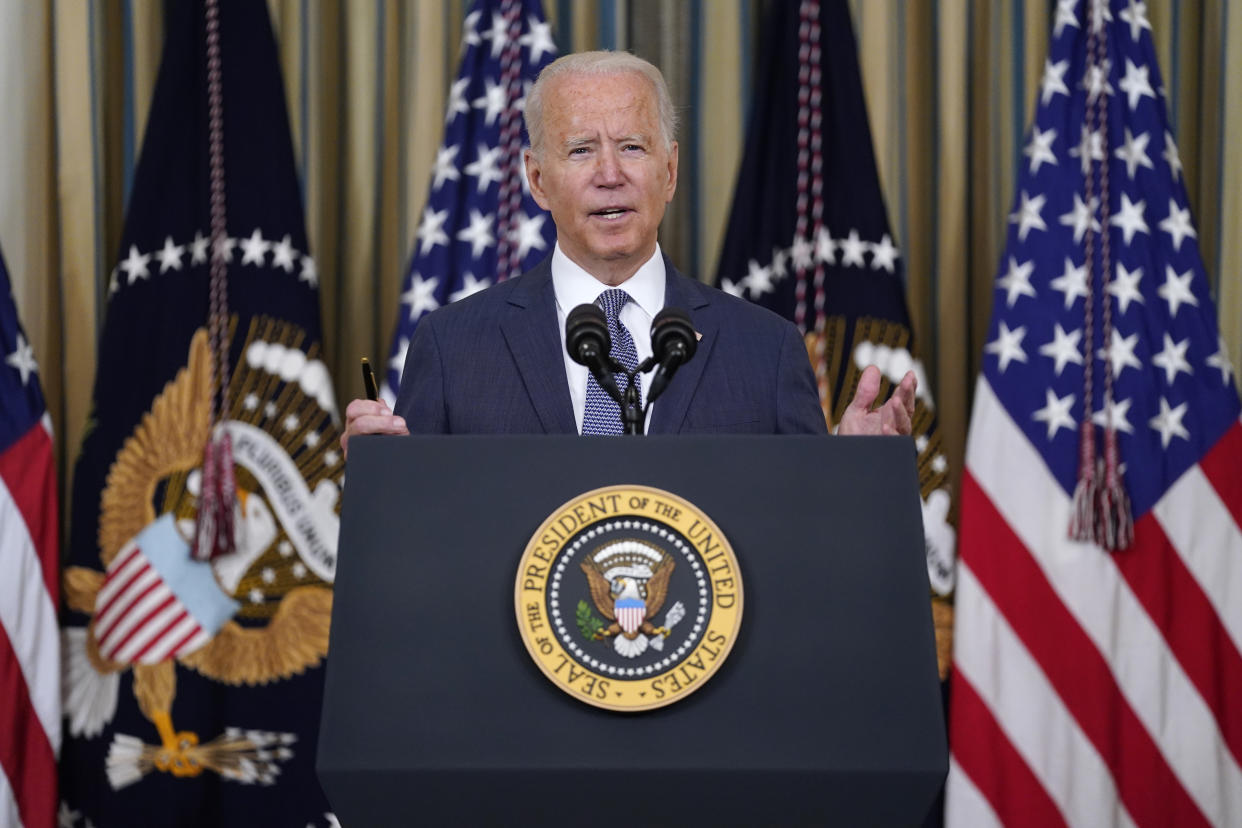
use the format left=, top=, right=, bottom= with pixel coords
left=837, top=366, right=917, bottom=436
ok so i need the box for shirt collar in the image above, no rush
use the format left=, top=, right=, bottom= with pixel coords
left=551, top=242, right=666, bottom=317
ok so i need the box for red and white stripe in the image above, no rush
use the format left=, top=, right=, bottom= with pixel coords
left=93, top=542, right=212, bottom=665
left=0, top=416, right=59, bottom=828
left=947, top=379, right=1242, bottom=827
left=616, top=606, right=645, bottom=636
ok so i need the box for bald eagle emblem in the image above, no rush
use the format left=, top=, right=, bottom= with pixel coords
left=580, top=540, right=680, bottom=659
left=60, top=322, right=341, bottom=789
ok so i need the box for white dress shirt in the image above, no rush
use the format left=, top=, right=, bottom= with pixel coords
left=551, top=242, right=666, bottom=433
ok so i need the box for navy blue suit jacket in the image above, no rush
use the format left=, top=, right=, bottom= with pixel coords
left=393, top=254, right=827, bottom=435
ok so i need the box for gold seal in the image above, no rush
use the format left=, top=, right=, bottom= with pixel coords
left=514, top=485, right=743, bottom=712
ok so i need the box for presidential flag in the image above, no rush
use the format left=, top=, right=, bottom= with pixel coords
left=714, top=0, right=956, bottom=632
left=381, top=0, right=558, bottom=404
left=62, top=2, right=342, bottom=825
left=0, top=247, right=59, bottom=828
left=947, top=1, right=1242, bottom=825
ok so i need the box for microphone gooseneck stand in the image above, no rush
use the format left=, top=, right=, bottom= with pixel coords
left=616, top=358, right=653, bottom=436
left=565, top=303, right=698, bottom=436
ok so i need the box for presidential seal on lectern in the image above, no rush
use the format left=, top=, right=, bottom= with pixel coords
left=515, top=485, right=743, bottom=712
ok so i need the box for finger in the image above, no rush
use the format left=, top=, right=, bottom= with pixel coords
left=849, top=365, right=882, bottom=412
left=341, top=413, right=406, bottom=461
left=344, top=397, right=392, bottom=424
left=349, top=414, right=408, bottom=437
left=880, top=405, right=898, bottom=435
left=889, top=396, right=913, bottom=436
left=880, top=399, right=896, bottom=435
left=898, top=371, right=918, bottom=417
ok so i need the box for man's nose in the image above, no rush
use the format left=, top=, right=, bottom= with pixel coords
left=593, top=147, right=624, bottom=186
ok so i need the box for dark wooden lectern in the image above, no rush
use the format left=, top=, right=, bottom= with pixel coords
left=319, top=435, right=946, bottom=826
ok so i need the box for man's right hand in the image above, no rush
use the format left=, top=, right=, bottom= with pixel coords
left=341, top=398, right=408, bottom=459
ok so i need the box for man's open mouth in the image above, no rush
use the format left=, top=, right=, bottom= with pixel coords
left=592, top=207, right=630, bottom=219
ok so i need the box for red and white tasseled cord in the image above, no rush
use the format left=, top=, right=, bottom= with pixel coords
left=793, top=0, right=830, bottom=411
left=195, top=0, right=237, bottom=561
left=1069, top=0, right=1132, bottom=550
left=494, top=0, right=527, bottom=283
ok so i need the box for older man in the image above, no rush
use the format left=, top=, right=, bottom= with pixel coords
left=342, top=51, right=914, bottom=449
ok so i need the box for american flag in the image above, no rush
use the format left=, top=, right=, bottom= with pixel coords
left=947, top=1, right=1242, bottom=826
left=0, top=247, right=59, bottom=828
left=381, top=0, right=558, bottom=404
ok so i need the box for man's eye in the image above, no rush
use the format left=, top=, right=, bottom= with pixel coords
left=569, top=147, right=590, bottom=156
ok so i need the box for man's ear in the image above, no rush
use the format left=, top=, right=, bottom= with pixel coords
left=664, top=140, right=679, bottom=203
left=524, top=149, right=550, bottom=210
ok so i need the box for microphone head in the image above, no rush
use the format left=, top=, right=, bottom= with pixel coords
left=566, top=303, right=611, bottom=367
left=651, top=307, right=697, bottom=362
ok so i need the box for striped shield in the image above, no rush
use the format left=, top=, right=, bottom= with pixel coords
left=93, top=512, right=239, bottom=664
left=615, top=596, right=646, bottom=636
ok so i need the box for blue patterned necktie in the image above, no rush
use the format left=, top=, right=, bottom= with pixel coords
left=581, top=288, right=642, bottom=435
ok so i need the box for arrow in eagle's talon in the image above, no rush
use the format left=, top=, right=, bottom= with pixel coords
left=647, top=625, right=672, bottom=652
left=661, top=601, right=686, bottom=634
left=648, top=602, right=687, bottom=652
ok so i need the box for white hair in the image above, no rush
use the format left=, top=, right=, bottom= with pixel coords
left=525, top=50, right=678, bottom=157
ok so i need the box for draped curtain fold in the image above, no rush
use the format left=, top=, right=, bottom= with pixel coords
left=2, top=0, right=1238, bottom=529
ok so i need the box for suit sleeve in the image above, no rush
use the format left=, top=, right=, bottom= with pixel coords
left=774, top=321, right=829, bottom=434
left=393, top=316, right=449, bottom=434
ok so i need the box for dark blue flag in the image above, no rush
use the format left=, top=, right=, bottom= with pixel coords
left=62, top=2, right=342, bottom=825
left=381, top=0, right=558, bottom=403
left=714, top=0, right=956, bottom=606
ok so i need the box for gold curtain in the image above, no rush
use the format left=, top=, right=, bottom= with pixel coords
left=3, top=0, right=1239, bottom=532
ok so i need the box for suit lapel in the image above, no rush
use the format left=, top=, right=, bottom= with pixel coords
left=500, top=260, right=577, bottom=434
left=649, top=264, right=716, bottom=434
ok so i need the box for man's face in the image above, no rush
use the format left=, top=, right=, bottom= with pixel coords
left=525, top=71, right=678, bottom=284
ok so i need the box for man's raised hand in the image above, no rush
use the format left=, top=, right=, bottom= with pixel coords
left=837, top=365, right=917, bottom=436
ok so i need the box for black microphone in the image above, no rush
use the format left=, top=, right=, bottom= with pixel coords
left=566, top=303, right=622, bottom=402
left=646, top=307, right=697, bottom=404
